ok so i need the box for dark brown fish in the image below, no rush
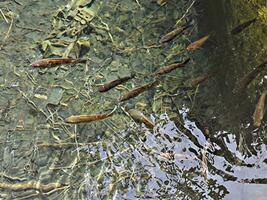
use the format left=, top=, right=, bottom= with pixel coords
left=186, top=35, right=210, bottom=51
left=153, top=58, right=190, bottom=76
left=188, top=71, right=216, bottom=87
left=127, top=109, right=155, bottom=129
left=231, top=18, right=256, bottom=35
left=98, top=74, right=135, bottom=93
left=119, top=80, right=160, bottom=102
left=240, top=178, right=267, bottom=184
left=233, top=60, right=267, bottom=94
left=253, top=89, right=267, bottom=127
left=65, top=106, right=117, bottom=124
left=30, top=58, right=87, bottom=68
left=160, top=25, right=191, bottom=44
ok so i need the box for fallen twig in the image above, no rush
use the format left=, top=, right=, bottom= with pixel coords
left=0, top=172, right=26, bottom=182
left=175, top=0, right=195, bottom=26
left=0, top=181, right=68, bottom=193
left=4, top=18, right=13, bottom=40
left=15, top=24, right=45, bottom=33
left=0, top=9, right=9, bottom=23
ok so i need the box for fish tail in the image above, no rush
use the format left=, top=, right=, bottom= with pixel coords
left=183, top=23, right=193, bottom=31
left=74, top=59, right=87, bottom=64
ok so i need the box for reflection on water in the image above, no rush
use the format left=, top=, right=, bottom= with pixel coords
left=78, top=114, right=228, bottom=199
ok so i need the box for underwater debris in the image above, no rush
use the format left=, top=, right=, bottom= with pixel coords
left=40, top=0, right=102, bottom=57
left=46, top=87, right=64, bottom=105
left=0, top=181, right=68, bottom=193
left=153, top=58, right=190, bottom=76
left=253, top=89, right=267, bottom=127
left=30, top=58, right=86, bottom=68
left=186, top=35, right=210, bottom=51
left=119, top=80, right=160, bottom=102
left=65, top=106, right=117, bottom=124
left=127, top=109, right=155, bottom=129
left=99, top=74, right=135, bottom=92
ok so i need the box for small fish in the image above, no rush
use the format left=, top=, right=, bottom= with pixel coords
left=160, top=25, right=191, bottom=44
left=65, top=106, right=117, bottom=124
left=253, top=90, right=267, bottom=127
left=231, top=18, right=256, bottom=35
left=186, top=35, right=210, bottom=52
left=188, top=71, right=216, bottom=87
left=233, top=60, right=267, bottom=93
left=153, top=58, right=190, bottom=76
left=127, top=109, right=155, bottom=129
left=30, top=58, right=87, bottom=68
left=119, top=80, right=160, bottom=102
left=98, top=74, right=135, bottom=93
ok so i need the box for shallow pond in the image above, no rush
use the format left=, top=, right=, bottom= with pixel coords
left=0, top=0, right=267, bottom=199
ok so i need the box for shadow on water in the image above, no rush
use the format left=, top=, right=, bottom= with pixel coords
left=194, top=0, right=254, bottom=126
left=182, top=0, right=267, bottom=199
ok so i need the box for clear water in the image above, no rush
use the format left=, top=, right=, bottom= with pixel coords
left=0, top=0, right=267, bottom=199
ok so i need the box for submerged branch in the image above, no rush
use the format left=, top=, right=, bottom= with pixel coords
left=0, top=181, right=68, bottom=193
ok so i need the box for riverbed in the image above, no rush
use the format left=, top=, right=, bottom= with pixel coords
left=0, top=0, right=267, bottom=199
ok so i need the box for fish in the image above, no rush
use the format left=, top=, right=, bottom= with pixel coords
left=98, top=74, right=135, bottom=93
left=153, top=58, right=190, bottom=76
left=159, top=25, right=191, bottom=44
left=188, top=71, right=216, bottom=87
left=30, top=58, right=87, bottom=68
left=127, top=109, right=155, bottom=129
left=119, top=80, right=160, bottom=102
left=240, top=178, right=267, bottom=184
left=233, top=60, right=267, bottom=94
left=253, top=89, right=267, bottom=127
left=231, top=18, right=256, bottom=35
left=65, top=106, right=117, bottom=124
left=186, top=35, right=210, bottom=52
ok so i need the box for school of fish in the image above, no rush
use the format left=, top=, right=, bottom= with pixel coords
left=29, top=16, right=264, bottom=129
